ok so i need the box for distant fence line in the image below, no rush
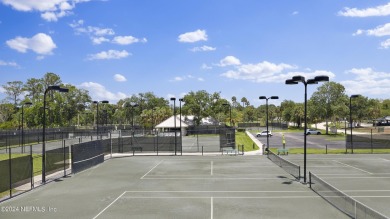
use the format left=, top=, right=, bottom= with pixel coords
left=0, top=126, right=236, bottom=202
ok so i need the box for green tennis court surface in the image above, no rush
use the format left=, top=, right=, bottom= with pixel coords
left=1, top=154, right=389, bottom=218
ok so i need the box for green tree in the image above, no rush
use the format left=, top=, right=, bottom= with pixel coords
left=2, top=81, right=24, bottom=105
left=310, top=82, right=348, bottom=133
left=24, top=78, right=44, bottom=102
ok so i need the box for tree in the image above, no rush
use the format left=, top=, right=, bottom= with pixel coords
left=281, top=100, right=296, bottom=125
left=2, top=81, right=24, bottom=105
left=42, top=72, right=62, bottom=90
left=310, top=82, right=348, bottom=134
left=24, top=78, right=44, bottom=102
left=240, top=97, right=250, bottom=108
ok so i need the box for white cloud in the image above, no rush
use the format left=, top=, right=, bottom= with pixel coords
left=70, top=20, right=147, bottom=46
left=114, top=74, right=127, bottom=82
left=190, top=45, right=216, bottom=52
left=6, top=33, right=56, bottom=55
left=292, top=11, right=299, bottom=15
left=1, top=0, right=90, bottom=21
left=354, top=23, right=390, bottom=37
left=70, top=20, right=115, bottom=37
left=338, top=3, right=390, bottom=17
left=87, top=50, right=130, bottom=60
left=201, top=63, right=212, bottom=70
left=112, top=36, right=147, bottom=45
left=0, top=60, right=18, bottom=67
left=79, top=82, right=127, bottom=102
left=380, top=39, right=390, bottom=49
left=342, top=68, right=390, bottom=95
left=170, top=75, right=204, bottom=82
left=220, top=59, right=335, bottom=83
left=218, top=56, right=241, bottom=67
left=178, top=29, right=208, bottom=43
left=91, top=37, right=109, bottom=45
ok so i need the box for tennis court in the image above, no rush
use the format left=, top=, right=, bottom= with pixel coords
left=0, top=155, right=350, bottom=219
left=286, top=154, right=390, bottom=218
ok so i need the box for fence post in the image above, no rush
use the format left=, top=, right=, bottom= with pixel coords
left=371, top=129, right=373, bottom=154
left=30, top=145, right=33, bottom=189
left=63, top=139, right=66, bottom=177
left=326, top=144, right=328, bottom=154
left=110, top=132, right=112, bottom=159
left=9, top=146, right=12, bottom=197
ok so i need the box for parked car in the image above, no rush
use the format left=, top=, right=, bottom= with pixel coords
left=256, top=130, right=272, bottom=137
left=306, top=129, right=321, bottom=135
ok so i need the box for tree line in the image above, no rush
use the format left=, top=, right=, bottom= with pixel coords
left=1, top=73, right=390, bottom=130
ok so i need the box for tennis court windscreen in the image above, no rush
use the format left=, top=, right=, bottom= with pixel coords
left=309, top=172, right=388, bottom=219
left=268, top=151, right=300, bottom=180
left=71, top=140, right=104, bottom=173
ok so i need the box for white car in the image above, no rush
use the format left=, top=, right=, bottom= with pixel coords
left=256, top=130, right=272, bottom=137
left=306, top=129, right=321, bottom=135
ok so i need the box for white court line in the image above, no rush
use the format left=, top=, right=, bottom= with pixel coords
left=211, top=197, right=213, bottom=219
left=211, top=161, right=213, bottom=176
left=318, top=176, right=390, bottom=179
left=333, top=160, right=372, bottom=174
left=112, top=196, right=322, bottom=199
left=124, top=190, right=313, bottom=193
left=140, top=160, right=164, bottom=179
left=93, top=191, right=126, bottom=219
left=141, top=177, right=297, bottom=180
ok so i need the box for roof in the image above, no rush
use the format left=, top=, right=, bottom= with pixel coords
left=155, top=115, right=189, bottom=128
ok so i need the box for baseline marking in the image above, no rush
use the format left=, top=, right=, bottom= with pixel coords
left=211, top=161, right=213, bottom=176
left=211, top=197, right=213, bottom=219
left=93, top=191, right=126, bottom=219
left=141, top=160, right=164, bottom=179
left=333, top=160, right=372, bottom=174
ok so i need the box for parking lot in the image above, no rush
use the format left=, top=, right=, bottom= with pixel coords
left=254, top=130, right=346, bottom=151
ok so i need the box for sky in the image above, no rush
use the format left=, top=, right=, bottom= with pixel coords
left=1, top=0, right=390, bottom=106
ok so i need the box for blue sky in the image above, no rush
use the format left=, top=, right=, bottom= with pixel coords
left=1, top=0, right=390, bottom=106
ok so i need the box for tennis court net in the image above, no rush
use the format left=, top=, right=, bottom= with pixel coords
left=309, top=172, right=388, bottom=219
left=268, top=150, right=300, bottom=180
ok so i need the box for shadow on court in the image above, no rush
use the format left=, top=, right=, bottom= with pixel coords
left=0, top=155, right=354, bottom=219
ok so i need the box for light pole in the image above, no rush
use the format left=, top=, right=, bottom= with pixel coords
left=42, top=85, right=69, bottom=184
left=21, top=101, right=32, bottom=153
left=93, top=100, right=109, bottom=139
left=259, top=96, right=278, bottom=154
left=349, top=94, right=360, bottom=154
left=285, top=75, right=329, bottom=183
left=130, top=103, right=138, bottom=136
left=179, top=98, right=184, bottom=156
left=222, top=103, right=232, bottom=126
left=170, top=97, right=177, bottom=155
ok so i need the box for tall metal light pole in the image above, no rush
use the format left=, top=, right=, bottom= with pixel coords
left=42, top=86, right=69, bottom=184
left=259, top=96, right=278, bottom=154
left=349, top=94, right=360, bottom=154
left=285, top=75, right=329, bottom=183
left=222, top=103, right=232, bottom=126
left=21, top=102, right=32, bottom=153
left=93, top=100, right=109, bottom=139
left=130, top=103, right=138, bottom=137
left=179, top=98, right=184, bottom=156
left=170, top=97, right=177, bottom=155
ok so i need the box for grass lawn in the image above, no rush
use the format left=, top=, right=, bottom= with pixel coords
left=0, top=154, right=43, bottom=176
left=235, top=131, right=259, bottom=151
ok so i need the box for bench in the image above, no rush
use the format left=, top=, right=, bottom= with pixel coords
left=222, top=147, right=237, bottom=155
left=277, top=148, right=289, bottom=155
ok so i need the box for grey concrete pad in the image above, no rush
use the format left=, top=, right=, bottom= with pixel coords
left=0, top=156, right=351, bottom=219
